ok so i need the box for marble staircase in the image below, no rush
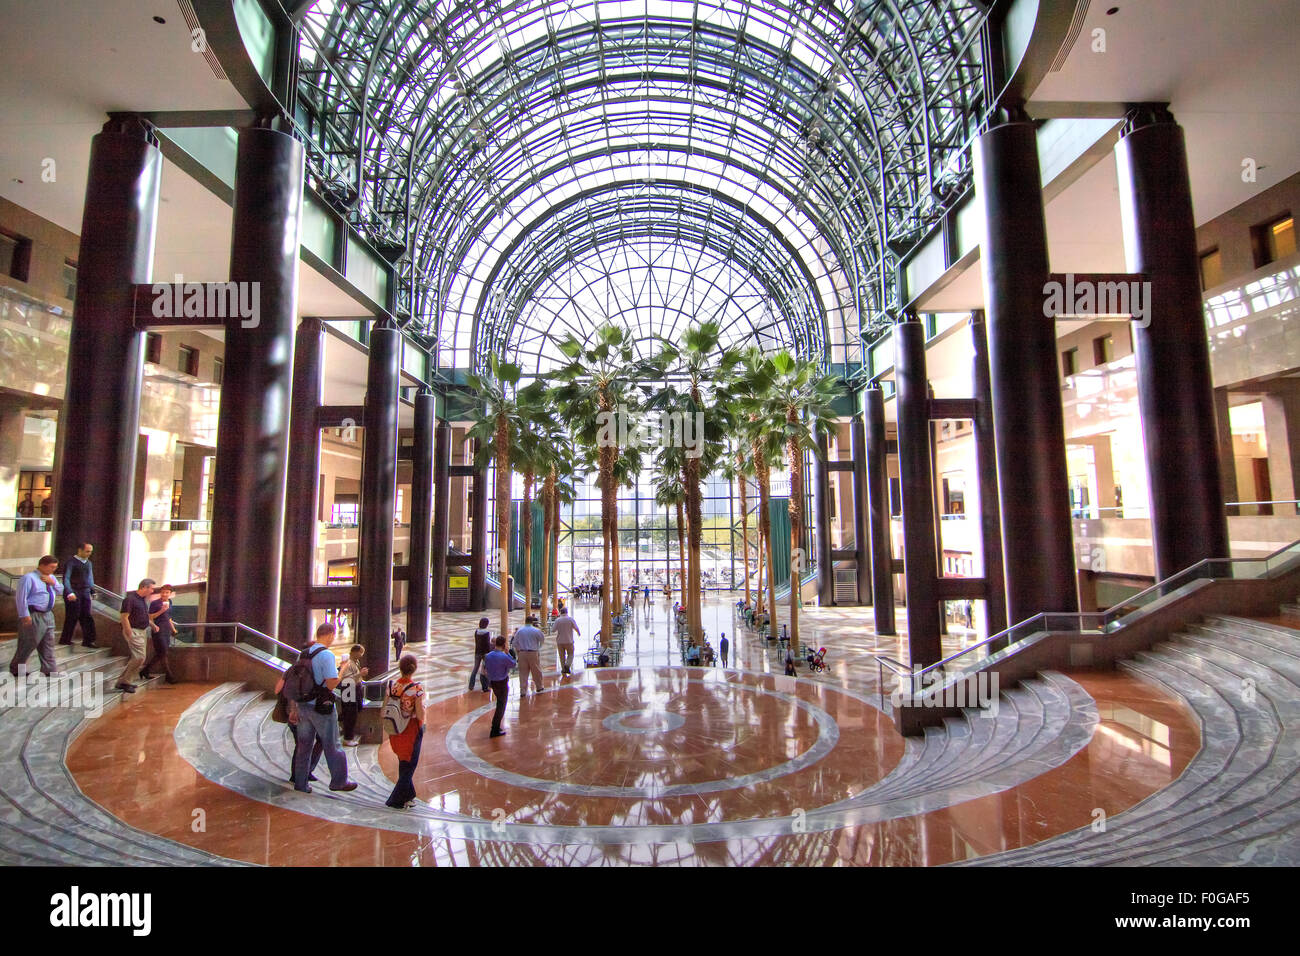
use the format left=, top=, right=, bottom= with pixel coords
left=959, top=613, right=1300, bottom=866
left=0, top=642, right=242, bottom=865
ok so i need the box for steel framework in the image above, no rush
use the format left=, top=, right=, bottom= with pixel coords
left=292, top=0, right=990, bottom=373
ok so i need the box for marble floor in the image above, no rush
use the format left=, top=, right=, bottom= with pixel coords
left=59, top=596, right=1207, bottom=865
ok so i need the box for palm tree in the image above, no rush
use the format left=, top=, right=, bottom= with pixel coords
left=610, top=440, right=645, bottom=614
left=765, top=350, right=844, bottom=653
left=552, top=324, right=639, bottom=645
left=513, top=396, right=560, bottom=615
left=735, top=348, right=783, bottom=637
left=639, top=320, right=740, bottom=642
left=540, top=456, right=578, bottom=622
left=653, top=450, right=688, bottom=607
left=464, top=355, right=533, bottom=641
left=717, top=443, right=756, bottom=607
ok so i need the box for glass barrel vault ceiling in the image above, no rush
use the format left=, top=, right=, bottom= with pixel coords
left=294, top=0, right=989, bottom=376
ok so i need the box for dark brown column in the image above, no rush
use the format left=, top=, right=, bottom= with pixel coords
left=973, top=109, right=1078, bottom=624
left=1116, top=107, right=1230, bottom=577
left=895, top=320, right=942, bottom=666
left=970, top=311, right=1008, bottom=641
left=850, top=415, right=872, bottom=605
left=358, top=317, right=401, bottom=675
left=814, top=432, right=834, bottom=605
left=406, top=388, right=435, bottom=643
left=430, top=417, right=451, bottom=611
left=865, top=388, right=895, bottom=634
left=52, top=117, right=162, bottom=593
left=206, top=125, right=305, bottom=636
left=469, top=439, right=489, bottom=610
left=278, top=317, right=323, bottom=648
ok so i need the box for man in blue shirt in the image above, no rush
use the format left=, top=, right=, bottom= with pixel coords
left=58, top=541, right=98, bottom=649
left=287, top=622, right=357, bottom=794
left=9, top=555, right=63, bottom=677
left=483, top=635, right=517, bottom=738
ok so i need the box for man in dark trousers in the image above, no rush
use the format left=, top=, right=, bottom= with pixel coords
left=9, top=555, right=63, bottom=677
left=140, top=583, right=177, bottom=683
left=483, top=635, right=517, bottom=738
left=719, top=632, right=729, bottom=668
left=58, top=541, right=98, bottom=648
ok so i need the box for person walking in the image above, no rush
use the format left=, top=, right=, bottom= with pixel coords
left=468, top=617, right=492, bottom=692
left=513, top=615, right=545, bottom=695
left=58, top=541, right=98, bottom=649
left=140, top=584, right=178, bottom=683
left=286, top=622, right=357, bottom=794
left=338, top=643, right=368, bottom=746
left=552, top=606, right=580, bottom=676
left=383, top=654, right=425, bottom=809
left=9, top=555, right=63, bottom=678
left=483, top=635, right=517, bottom=738
left=117, top=578, right=157, bottom=694
left=719, top=632, right=729, bottom=668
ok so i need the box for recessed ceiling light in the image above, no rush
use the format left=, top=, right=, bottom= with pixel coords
left=153, top=15, right=166, bottom=24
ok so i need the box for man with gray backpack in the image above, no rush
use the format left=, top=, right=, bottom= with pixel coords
left=277, top=622, right=358, bottom=794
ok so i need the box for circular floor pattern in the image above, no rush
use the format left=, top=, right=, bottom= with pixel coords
left=443, top=671, right=841, bottom=798
left=602, top=709, right=687, bottom=734
left=172, top=666, right=1102, bottom=845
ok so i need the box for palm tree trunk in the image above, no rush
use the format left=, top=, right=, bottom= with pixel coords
left=613, top=497, right=623, bottom=616
left=551, top=488, right=560, bottom=613
left=540, top=470, right=554, bottom=628
left=737, top=459, right=751, bottom=607
left=495, top=413, right=511, bottom=641
left=522, top=470, right=535, bottom=616
left=754, top=447, right=777, bottom=635
left=685, top=454, right=703, bottom=643
left=601, top=458, right=614, bottom=644
left=675, top=499, right=687, bottom=607
left=786, top=427, right=803, bottom=655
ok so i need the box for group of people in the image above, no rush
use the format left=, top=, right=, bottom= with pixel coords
left=7, top=544, right=178, bottom=693
left=465, top=605, right=583, bottom=737
left=274, top=621, right=427, bottom=810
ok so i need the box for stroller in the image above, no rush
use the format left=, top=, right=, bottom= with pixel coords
left=806, top=646, right=829, bottom=674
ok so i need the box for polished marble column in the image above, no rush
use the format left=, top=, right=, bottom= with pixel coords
left=407, top=389, right=435, bottom=643
left=429, top=417, right=451, bottom=611
left=278, top=317, right=323, bottom=648
left=850, top=415, right=872, bottom=605
left=1116, top=106, right=1229, bottom=578
left=207, top=126, right=304, bottom=635
left=53, top=116, right=162, bottom=592
left=358, top=317, right=400, bottom=674
left=973, top=109, right=1078, bottom=624
left=895, top=320, right=941, bottom=667
left=865, top=388, right=895, bottom=635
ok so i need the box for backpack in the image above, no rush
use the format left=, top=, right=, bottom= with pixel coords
left=281, top=644, right=327, bottom=704
left=382, top=680, right=420, bottom=737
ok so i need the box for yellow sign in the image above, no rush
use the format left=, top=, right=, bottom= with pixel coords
left=449, top=576, right=469, bottom=589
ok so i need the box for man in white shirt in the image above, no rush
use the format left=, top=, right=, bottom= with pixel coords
left=552, top=608, right=580, bottom=676
left=512, top=616, right=546, bottom=694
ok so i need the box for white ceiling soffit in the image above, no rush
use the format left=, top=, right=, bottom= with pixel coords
left=1029, top=0, right=1300, bottom=225
left=0, top=1, right=375, bottom=320
left=0, top=0, right=248, bottom=233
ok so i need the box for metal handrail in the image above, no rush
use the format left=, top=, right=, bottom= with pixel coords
left=901, top=535, right=1300, bottom=691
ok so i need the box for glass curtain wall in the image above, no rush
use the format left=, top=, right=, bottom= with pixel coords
left=485, top=453, right=816, bottom=594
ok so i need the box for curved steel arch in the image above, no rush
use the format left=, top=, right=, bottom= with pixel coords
left=295, top=0, right=990, bottom=365
left=467, top=181, right=832, bottom=373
